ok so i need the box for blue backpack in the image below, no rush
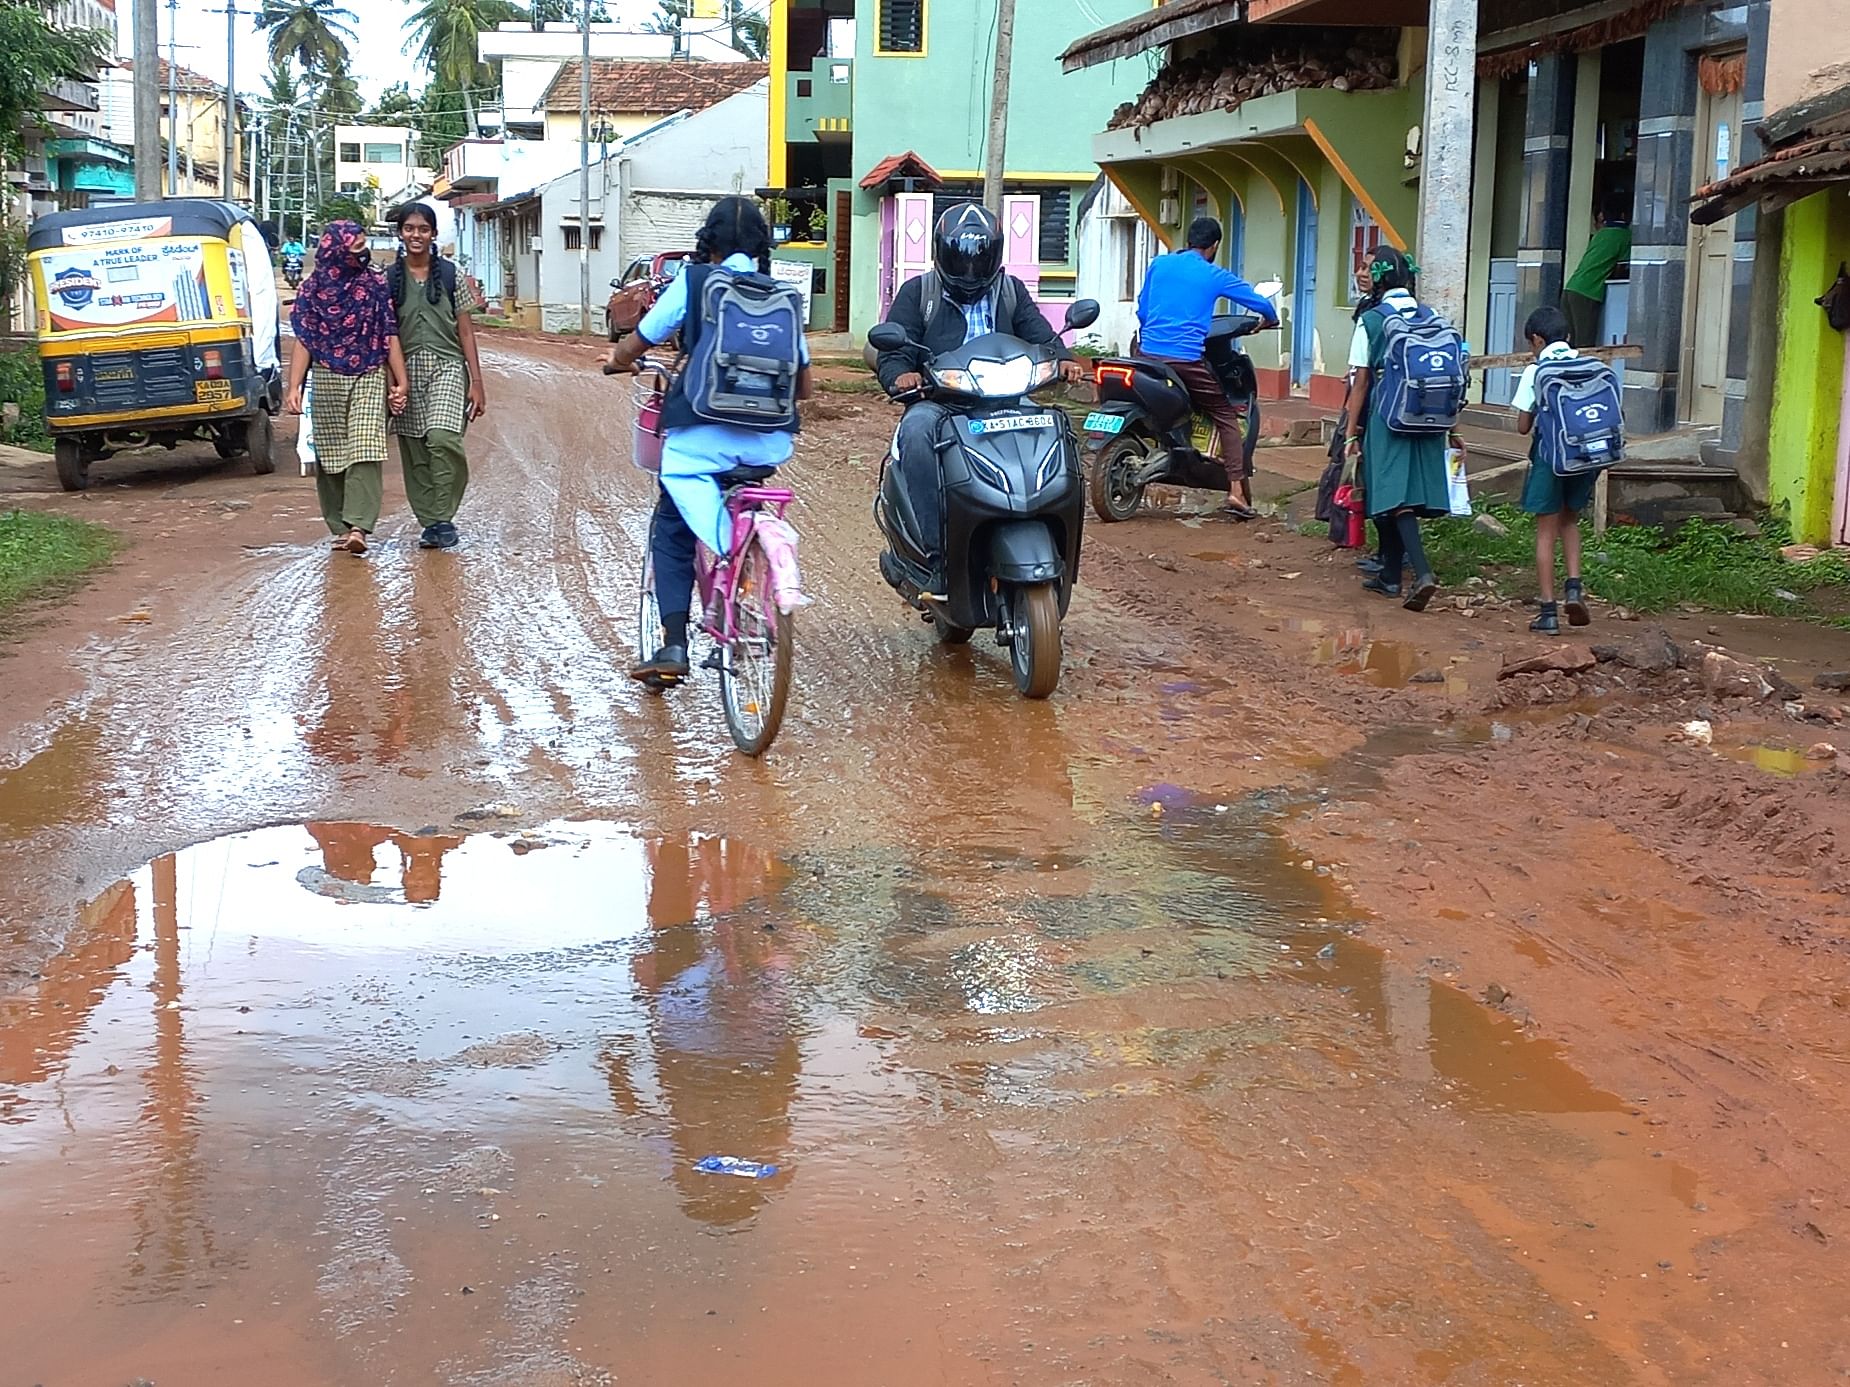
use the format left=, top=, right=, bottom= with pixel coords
left=679, top=264, right=804, bottom=432
left=1371, top=303, right=1468, bottom=434
left=1533, top=355, right=1625, bottom=476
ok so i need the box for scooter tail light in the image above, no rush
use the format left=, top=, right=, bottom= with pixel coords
left=1095, top=363, right=1136, bottom=390
left=54, top=362, right=74, bottom=393
left=203, top=349, right=224, bottom=380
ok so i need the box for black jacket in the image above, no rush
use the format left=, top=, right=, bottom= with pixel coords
left=874, top=273, right=1070, bottom=393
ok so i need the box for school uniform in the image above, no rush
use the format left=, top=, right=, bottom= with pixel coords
left=1348, top=288, right=1449, bottom=519
left=1513, top=340, right=1598, bottom=516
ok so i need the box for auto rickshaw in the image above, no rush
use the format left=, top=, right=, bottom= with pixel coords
left=27, top=199, right=283, bottom=491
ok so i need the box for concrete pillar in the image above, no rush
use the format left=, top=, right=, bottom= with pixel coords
left=1624, top=8, right=1703, bottom=437
left=1516, top=54, right=1577, bottom=326
left=1416, top=0, right=1478, bottom=326
left=1721, top=0, right=1772, bottom=458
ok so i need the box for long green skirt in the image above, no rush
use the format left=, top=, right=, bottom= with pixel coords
left=1361, top=420, right=1450, bottom=519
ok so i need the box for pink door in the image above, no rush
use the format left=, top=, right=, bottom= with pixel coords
left=1002, top=194, right=1042, bottom=299
left=888, top=192, right=935, bottom=316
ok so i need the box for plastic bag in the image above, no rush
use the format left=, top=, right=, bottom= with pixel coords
left=1446, top=445, right=1471, bottom=517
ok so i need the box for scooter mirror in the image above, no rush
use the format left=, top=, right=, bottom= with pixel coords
left=1063, top=299, right=1101, bottom=332
left=866, top=322, right=911, bottom=352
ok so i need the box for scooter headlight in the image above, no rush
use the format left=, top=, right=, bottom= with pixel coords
left=961, top=357, right=1037, bottom=397
left=932, top=367, right=979, bottom=394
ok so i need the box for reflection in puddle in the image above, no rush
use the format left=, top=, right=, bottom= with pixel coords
left=0, top=806, right=1734, bottom=1383
left=1313, top=633, right=1464, bottom=693
left=1719, top=742, right=1825, bottom=776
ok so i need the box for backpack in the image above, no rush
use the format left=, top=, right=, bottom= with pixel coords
left=1371, top=302, right=1468, bottom=433
left=387, top=255, right=460, bottom=314
left=916, top=270, right=1020, bottom=337
left=679, top=264, right=805, bottom=431
left=1533, top=355, right=1626, bottom=477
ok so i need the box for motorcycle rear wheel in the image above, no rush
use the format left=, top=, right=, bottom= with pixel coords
left=1089, top=435, right=1147, bottom=523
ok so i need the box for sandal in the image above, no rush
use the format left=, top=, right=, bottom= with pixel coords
left=341, top=530, right=369, bottom=556
left=1213, top=503, right=1259, bottom=522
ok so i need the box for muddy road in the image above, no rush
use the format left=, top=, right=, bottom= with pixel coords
left=3, top=337, right=1849, bottom=1385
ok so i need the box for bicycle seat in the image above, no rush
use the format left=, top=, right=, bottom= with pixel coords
left=717, top=465, right=778, bottom=488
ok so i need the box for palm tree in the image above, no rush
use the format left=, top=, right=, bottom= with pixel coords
left=646, top=0, right=767, bottom=61
left=406, top=0, right=530, bottom=133
left=254, top=0, right=357, bottom=76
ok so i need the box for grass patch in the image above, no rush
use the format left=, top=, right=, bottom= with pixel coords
left=0, top=509, right=121, bottom=615
left=816, top=375, right=887, bottom=396
left=1424, top=505, right=1850, bottom=616
left=0, top=345, right=52, bottom=452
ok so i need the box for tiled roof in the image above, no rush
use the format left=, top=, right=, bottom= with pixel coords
left=117, top=57, right=223, bottom=95
left=859, top=150, right=942, bottom=191
left=1691, top=87, right=1850, bottom=224
left=540, top=59, right=767, bottom=115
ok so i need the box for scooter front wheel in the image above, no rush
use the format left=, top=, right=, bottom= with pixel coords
left=1089, top=436, right=1147, bottom=523
left=1007, top=583, right=1062, bottom=699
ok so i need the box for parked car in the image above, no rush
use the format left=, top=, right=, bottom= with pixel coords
left=607, top=251, right=693, bottom=343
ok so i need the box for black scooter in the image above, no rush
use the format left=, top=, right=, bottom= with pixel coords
left=1081, top=305, right=1278, bottom=522
left=868, top=299, right=1100, bottom=700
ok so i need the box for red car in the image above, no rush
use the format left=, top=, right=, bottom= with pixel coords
left=607, top=251, right=692, bottom=343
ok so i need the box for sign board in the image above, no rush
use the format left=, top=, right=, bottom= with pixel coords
left=38, top=238, right=211, bottom=333
left=770, top=258, right=815, bottom=326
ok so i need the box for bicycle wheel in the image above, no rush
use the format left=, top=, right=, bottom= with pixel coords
left=637, top=552, right=662, bottom=666
left=718, top=533, right=793, bottom=756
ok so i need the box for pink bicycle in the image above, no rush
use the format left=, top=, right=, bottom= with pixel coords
left=616, top=358, right=807, bottom=757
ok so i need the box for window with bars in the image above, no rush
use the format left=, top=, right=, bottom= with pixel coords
left=561, top=225, right=604, bottom=252
left=877, top=0, right=925, bottom=54
left=930, top=185, right=1073, bottom=265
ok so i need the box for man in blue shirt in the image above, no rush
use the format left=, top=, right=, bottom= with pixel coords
left=1136, top=217, right=1277, bottom=511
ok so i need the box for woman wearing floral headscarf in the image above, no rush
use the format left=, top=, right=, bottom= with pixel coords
left=285, top=222, right=409, bottom=556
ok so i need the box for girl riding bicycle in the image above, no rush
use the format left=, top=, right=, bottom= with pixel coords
left=606, top=197, right=815, bottom=686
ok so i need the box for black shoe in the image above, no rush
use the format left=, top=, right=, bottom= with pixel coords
left=1530, top=603, right=1561, bottom=634
left=1356, top=556, right=1385, bottom=576
left=433, top=521, right=460, bottom=550
left=701, top=647, right=724, bottom=672
left=631, top=645, right=690, bottom=686
left=1563, top=580, right=1590, bottom=627
left=1402, top=573, right=1439, bottom=612
left=1362, top=575, right=1401, bottom=598
left=418, top=524, right=442, bottom=549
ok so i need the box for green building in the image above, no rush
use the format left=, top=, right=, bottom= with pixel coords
left=765, top=0, right=1149, bottom=339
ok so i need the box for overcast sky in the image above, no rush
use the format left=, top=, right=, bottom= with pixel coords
left=116, top=0, right=678, bottom=105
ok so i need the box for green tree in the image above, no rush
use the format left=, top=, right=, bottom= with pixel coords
left=369, top=82, right=419, bottom=121
left=407, top=0, right=530, bottom=132
left=254, top=0, right=357, bottom=76
left=530, top=0, right=611, bottom=21
left=415, top=77, right=471, bottom=169
left=645, top=1, right=767, bottom=61
left=0, top=0, right=111, bottom=163
left=316, top=193, right=371, bottom=229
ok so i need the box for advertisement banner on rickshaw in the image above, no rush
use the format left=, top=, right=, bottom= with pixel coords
left=36, top=237, right=216, bottom=334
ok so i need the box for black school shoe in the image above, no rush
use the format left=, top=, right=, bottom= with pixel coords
left=1563, top=580, right=1590, bottom=627
left=630, top=645, right=690, bottom=687
left=418, top=525, right=442, bottom=549
left=1362, top=575, right=1401, bottom=598
left=1402, top=573, right=1439, bottom=612
left=1530, top=602, right=1561, bottom=634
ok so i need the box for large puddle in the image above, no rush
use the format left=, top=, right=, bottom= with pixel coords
left=1, top=810, right=1737, bottom=1384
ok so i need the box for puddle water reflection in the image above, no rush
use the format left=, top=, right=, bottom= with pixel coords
left=0, top=806, right=1733, bottom=1383
left=1719, top=742, right=1825, bottom=776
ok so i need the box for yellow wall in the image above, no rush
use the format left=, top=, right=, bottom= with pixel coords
left=1767, top=189, right=1850, bottom=543
left=545, top=112, right=667, bottom=144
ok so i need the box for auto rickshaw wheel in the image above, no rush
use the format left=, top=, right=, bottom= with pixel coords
left=246, top=410, right=277, bottom=476
left=54, top=438, right=89, bottom=493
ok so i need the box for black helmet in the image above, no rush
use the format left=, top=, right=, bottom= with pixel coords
left=933, top=202, right=1004, bottom=304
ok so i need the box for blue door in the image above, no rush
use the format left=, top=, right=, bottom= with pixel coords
left=1484, top=259, right=1519, bottom=405
left=1292, top=178, right=1318, bottom=388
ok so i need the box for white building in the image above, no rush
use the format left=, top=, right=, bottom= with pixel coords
left=483, top=80, right=769, bottom=333
left=334, top=125, right=424, bottom=200
left=1074, top=179, right=1161, bottom=354
left=477, top=22, right=746, bottom=140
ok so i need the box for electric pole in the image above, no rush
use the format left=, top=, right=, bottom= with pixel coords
left=981, top=0, right=1016, bottom=214
left=1414, top=0, right=1477, bottom=326
left=225, top=0, right=238, bottom=205
left=166, top=0, right=179, bottom=196
left=579, top=0, right=593, bottom=336
left=133, top=0, right=162, bottom=198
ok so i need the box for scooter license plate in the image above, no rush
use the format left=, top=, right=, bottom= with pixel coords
left=970, top=413, right=1056, bottom=436
left=1083, top=412, right=1125, bottom=434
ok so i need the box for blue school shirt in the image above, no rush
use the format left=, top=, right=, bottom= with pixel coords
left=1136, top=250, right=1277, bottom=360
left=638, top=252, right=811, bottom=472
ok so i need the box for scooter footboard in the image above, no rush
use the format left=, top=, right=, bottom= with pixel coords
left=987, top=521, right=1064, bottom=585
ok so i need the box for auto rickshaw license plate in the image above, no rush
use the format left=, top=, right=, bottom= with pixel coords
left=195, top=380, right=233, bottom=403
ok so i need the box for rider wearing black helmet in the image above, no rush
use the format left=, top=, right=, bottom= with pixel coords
left=875, top=201, right=1083, bottom=586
